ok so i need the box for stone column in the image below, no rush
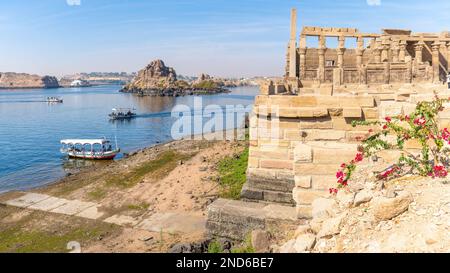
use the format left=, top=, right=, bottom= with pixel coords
left=392, top=41, right=400, bottom=63
left=399, top=41, right=407, bottom=62
left=406, top=58, right=413, bottom=83
left=384, top=61, right=390, bottom=84
left=373, top=39, right=382, bottom=63
left=415, top=41, right=424, bottom=64
left=337, top=36, right=346, bottom=68
left=299, top=35, right=307, bottom=79
left=318, top=35, right=326, bottom=82
left=432, top=42, right=441, bottom=83
left=381, top=36, right=391, bottom=62
left=356, top=36, right=364, bottom=84
left=288, top=8, right=298, bottom=79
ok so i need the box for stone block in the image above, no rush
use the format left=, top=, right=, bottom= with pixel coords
left=293, top=143, right=312, bottom=163
left=297, top=108, right=329, bottom=118
left=299, top=119, right=333, bottom=129
left=5, top=193, right=50, bottom=208
left=311, top=175, right=337, bottom=190
left=279, top=107, right=299, bottom=118
left=295, top=163, right=340, bottom=175
left=50, top=200, right=96, bottom=216
left=312, top=147, right=357, bottom=164
left=343, top=108, right=362, bottom=118
left=339, top=96, right=375, bottom=107
left=363, top=108, right=380, bottom=119
left=346, top=131, right=370, bottom=142
left=295, top=176, right=312, bottom=189
left=293, top=189, right=328, bottom=205
left=290, top=96, right=318, bottom=107
left=28, top=197, right=69, bottom=212
left=260, top=160, right=293, bottom=170
left=303, top=130, right=346, bottom=141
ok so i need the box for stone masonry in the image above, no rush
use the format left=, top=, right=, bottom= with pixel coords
left=207, top=8, right=450, bottom=241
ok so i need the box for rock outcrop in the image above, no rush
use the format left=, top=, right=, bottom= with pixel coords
left=121, top=60, right=229, bottom=96
left=0, top=72, right=60, bottom=89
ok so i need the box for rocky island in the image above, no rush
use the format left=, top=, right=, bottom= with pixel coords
left=0, top=72, right=60, bottom=89
left=120, top=60, right=230, bottom=96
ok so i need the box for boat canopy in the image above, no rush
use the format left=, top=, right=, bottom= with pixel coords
left=60, top=139, right=110, bottom=146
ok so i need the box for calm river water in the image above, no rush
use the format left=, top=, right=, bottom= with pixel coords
left=0, top=85, right=259, bottom=193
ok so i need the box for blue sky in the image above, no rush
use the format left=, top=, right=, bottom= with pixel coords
left=0, top=0, right=449, bottom=77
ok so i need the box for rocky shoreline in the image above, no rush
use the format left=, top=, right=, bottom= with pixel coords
left=0, top=72, right=60, bottom=89
left=120, top=60, right=233, bottom=97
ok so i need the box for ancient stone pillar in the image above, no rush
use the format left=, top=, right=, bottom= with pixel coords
left=384, top=61, right=390, bottom=84
left=337, top=36, right=346, bottom=68
left=432, top=42, right=441, bottom=83
left=373, top=39, right=382, bottom=63
left=415, top=42, right=424, bottom=64
left=381, top=36, right=391, bottom=62
left=299, top=35, right=307, bottom=79
left=399, top=41, right=407, bottom=62
left=392, top=41, right=400, bottom=63
left=288, top=8, right=298, bottom=79
left=406, top=58, right=413, bottom=83
left=318, top=35, right=326, bottom=82
left=356, top=36, right=364, bottom=84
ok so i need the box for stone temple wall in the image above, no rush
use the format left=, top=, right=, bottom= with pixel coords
left=243, top=83, right=450, bottom=219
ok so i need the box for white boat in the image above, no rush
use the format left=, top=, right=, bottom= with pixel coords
left=47, top=97, right=63, bottom=103
left=60, top=138, right=120, bottom=160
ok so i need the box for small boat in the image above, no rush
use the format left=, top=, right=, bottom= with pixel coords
left=47, top=97, right=63, bottom=103
left=60, top=138, right=120, bottom=160
left=109, top=108, right=137, bottom=120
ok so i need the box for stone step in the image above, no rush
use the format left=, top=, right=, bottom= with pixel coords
left=241, top=184, right=295, bottom=206
left=206, top=199, right=302, bottom=241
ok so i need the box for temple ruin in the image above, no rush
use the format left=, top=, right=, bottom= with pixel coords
left=285, top=9, right=450, bottom=92
left=207, top=9, right=450, bottom=241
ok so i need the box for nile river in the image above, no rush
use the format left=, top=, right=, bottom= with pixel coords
left=0, top=85, right=259, bottom=193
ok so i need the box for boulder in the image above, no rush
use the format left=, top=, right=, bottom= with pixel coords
left=336, top=191, right=355, bottom=208
left=312, top=198, right=338, bottom=219
left=372, top=192, right=413, bottom=221
left=294, top=234, right=317, bottom=252
left=317, top=213, right=347, bottom=238
left=354, top=190, right=373, bottom=206
left=251, top=230, right=271, bottom=253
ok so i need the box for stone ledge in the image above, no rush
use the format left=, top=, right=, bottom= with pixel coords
left=206, top=199, right=301, bottom=240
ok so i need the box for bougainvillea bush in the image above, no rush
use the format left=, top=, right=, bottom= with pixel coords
left=330, top=95, right=450, bottom=194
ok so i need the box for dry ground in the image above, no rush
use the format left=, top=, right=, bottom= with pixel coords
left=0, top=138, right=248, bottom=253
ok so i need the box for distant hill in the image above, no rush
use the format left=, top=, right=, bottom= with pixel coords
left=0, top=72, right=60, bottom=89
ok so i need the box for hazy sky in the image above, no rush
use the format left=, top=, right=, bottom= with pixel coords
left=0, top=0, right=449, bottom=77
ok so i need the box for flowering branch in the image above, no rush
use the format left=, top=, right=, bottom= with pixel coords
left=330, top=94, right=450, bottom=194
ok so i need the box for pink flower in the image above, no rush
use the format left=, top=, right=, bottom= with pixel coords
left=336, top=171, right=344, bottom=180
left=383, top=125, right=388, bottom=130
left=329, top=188, right=338, bottom=195
left=433, top=165, right=448, bottom=178
left=355, top=153, right=364, bottom=163
left=385, top=117, right=392, bottom=123
left=414, top=117, right=426, bottom=126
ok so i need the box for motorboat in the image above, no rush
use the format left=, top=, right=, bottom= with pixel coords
left=60, top=138, right=120, bottom=160
left=47, top=97, right=63, bottom=103
left=109, top=108, right=137, bottom=120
